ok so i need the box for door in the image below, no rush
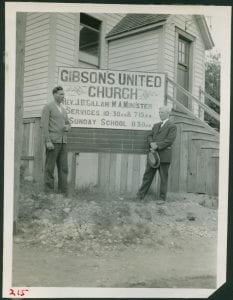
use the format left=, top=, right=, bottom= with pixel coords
left=177, top=37, right=190, bottom=108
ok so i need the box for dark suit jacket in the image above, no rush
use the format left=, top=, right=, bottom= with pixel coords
left=147, top=120, right=177, bottom=163
left=41, top=101, right=70, bottom=144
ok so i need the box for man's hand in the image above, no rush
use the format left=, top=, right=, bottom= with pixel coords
left=150, top=142, right=158, bottom=150
left=46, top=141, right=54, bottom=150
left=64, top=123, right=71, bottom=132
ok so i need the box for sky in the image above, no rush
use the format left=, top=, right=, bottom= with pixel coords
left=205, top=14, right=230, bottom=57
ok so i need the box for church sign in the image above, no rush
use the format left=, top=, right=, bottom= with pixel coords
left=58, top=67, right=166, bottom=130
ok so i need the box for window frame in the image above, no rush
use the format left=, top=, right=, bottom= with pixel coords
left=78, top=13, right=103, bottom=67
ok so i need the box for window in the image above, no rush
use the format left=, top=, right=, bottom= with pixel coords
left=178, top=38, right=189, bottom=66
left=79, top=14, right=101, bottom=64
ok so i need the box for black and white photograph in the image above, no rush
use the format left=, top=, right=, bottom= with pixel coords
left=3, top=2, right=231, bottom=299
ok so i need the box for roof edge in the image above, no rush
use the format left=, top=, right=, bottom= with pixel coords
left=106, top=21, right=165, bottom=41
left=195, top=15, right=215, bottom=50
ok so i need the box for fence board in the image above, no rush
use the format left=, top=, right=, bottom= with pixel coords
left=179, top=126, right=188, bottom=192
left=76, top=153, right=98, bottom=189
left=67, top=151, right=73, bottom=184
left=120, top=154, right=128, bottom=192
left=70, top=152, right=77, bottom=190
left=196, top=149, right=206, bottom=194
left=212, top=156, right=219, bottom=196
left=109, top=153, right=117, bottom=191
left=132, top=155, right=141, bottom=194
left=99, top=153, right=111, bottom=190
left=187, top=138, right=199, bottom=193
left=33, top=119, right=44, bottom=185
left=169, top=123, right=181, bottom=192
left=115, top=154, right=122, bottom=192
left=127, top=154, right=134, bottom=192
left=28, top=122, right=34, bottom=176
left=206, top=150, right=219, bottom=196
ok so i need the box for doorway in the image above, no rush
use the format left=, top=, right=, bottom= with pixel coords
left=177, top=36, right=191, bottom=108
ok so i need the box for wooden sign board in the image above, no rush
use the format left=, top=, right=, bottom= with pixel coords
left=58, top=67, right=166, bottom=131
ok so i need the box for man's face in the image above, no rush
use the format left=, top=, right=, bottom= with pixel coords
left=159, top=108, right=169, bottom=121
left=54, top=90, right=64, bottom=104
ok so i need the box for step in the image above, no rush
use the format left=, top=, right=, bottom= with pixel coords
left=173, top=115, right=218, bottom=133
left=171, top=110, right=219, bottom=136
left=183, top=129, right=215, bottom=136
left=201, top=146, right=219, bottom=150
left=179, top=124, right=208, bottom=133
left=171, top=112, right=196, bottom=121
left=191, top=140, right=219, bottom=152
left=191, top=137, right=219, bottom=143
left=174, top=120, right=205, bottom=128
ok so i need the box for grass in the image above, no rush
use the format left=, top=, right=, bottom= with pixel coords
left=16, top=180, right=156, bottom=250
left=15, top=180, right=218, bottom=252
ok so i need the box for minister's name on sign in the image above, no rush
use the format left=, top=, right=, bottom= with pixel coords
left=58, top=67, right=165, bottom=130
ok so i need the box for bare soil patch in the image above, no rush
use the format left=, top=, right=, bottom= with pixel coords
left=12, top=181, right=218, bottom=288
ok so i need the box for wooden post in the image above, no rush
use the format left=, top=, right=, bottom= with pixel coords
left=198, top=86, right=203, bottom=119
left=33, top=118, right=44, bottom=187
left=14, top=13, right=26, bottom=233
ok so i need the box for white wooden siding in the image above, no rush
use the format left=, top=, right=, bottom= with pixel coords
left=56, top=14, right=76, bottom=66
left=23, top=13, right=79, bottom=118
left=23, top=13, right=50, bottom=118
left=108, top=28, right=160, bottom=72
left=102, top=13, right=125, bottom=69
left=51, top=14, right=78, bottom=91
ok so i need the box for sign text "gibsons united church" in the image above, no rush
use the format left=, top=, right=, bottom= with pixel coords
left=58, top=67, right=165, bottom=130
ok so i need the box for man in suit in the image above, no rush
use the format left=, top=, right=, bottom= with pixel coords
left=41, top=86, right=71, bottom=196
left=137, top=106, right=177, bottom=203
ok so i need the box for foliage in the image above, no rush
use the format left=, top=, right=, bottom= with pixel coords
left=204, top=52, right=220, bottom=130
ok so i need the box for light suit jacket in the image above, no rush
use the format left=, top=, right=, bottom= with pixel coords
left=41, top=101, right=70, bottom=144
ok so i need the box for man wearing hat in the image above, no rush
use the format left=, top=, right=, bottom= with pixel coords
left=137, top=106, right=177, bottom=203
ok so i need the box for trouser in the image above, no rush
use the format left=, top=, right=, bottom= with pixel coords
left=44, top=143, right=68, bottom=194
left=138, top=161, right=170, bottom=200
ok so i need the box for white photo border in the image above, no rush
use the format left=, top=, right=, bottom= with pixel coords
left=3, top=2, right=232, bottom=298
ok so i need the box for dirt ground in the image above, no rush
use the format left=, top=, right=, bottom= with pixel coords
left=12, top=181, right=218, bottom=288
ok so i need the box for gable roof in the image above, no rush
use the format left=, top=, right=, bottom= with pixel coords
left=106, top=13, right=214, bottom=50
left=106, top=14, right=169, bottom=39
left=194, top=15, right=214, bottom=50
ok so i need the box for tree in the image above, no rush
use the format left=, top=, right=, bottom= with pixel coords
left=204, top=52, right=220, bottom=130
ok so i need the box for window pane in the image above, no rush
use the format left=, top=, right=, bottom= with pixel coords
left=182, top=53, right=185, bottom=63
left=182, top=42, right=185, bottom=53
left=79, top=25, right=100, bottom=57
left=79, top=14, right=101, bottom=59
left=178, top=52, right=181, bottom=62
left=178, top=41, right=182, bottom=51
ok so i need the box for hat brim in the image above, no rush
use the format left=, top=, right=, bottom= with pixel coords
left=148, top=151, right=160, bottom=168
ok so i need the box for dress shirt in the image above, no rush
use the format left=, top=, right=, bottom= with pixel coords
left=160, top=118, right=169, bottom=128
left=55, top=102, right=62, bottom=113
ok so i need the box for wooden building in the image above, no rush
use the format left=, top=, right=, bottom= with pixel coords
left=20, top=13, right=219, bottom=196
